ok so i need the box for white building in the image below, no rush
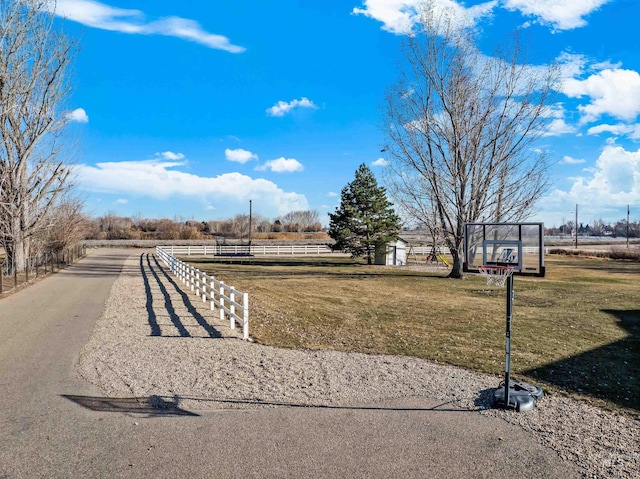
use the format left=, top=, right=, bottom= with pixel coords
left=375, top=239, right=408, bottom=266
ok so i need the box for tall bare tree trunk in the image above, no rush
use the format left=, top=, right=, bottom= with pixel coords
left=0, top=0, right=76, bottom=272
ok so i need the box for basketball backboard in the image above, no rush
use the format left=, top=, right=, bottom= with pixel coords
left=463, top=222, right=545, bottom=277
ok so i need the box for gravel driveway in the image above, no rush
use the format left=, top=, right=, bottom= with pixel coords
left=77, top=252, right=639, bottom=479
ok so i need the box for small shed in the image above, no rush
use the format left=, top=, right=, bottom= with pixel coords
left=375, top=238, right=408, bottom=266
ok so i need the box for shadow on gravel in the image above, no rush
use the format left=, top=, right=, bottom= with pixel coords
left=62, top=394, right=199, bottom=417
left=139, top=253, right=223, bottom=339
left=474, top=388, right=495, bottom=410
left=142, top=254, right=190, bottom=337
left=141, top=254, right=161, bottom=336
left=148, top=254, right=223, bottom=339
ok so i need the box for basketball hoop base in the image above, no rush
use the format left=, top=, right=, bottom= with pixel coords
left=491, top=380, right=544, bottom=412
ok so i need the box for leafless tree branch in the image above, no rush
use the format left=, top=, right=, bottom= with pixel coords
left=383, top=1, right=558, bottom=277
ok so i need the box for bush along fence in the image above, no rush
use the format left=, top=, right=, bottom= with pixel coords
left=156, top=246, right=250, bottom=340
left=0, top=244, right=87, bottom=295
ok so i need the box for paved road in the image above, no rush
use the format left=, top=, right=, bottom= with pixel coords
left=0, top=249, right=581, bottom=478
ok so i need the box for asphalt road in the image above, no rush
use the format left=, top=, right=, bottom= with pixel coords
left=0, top=249, right=581, bottom=478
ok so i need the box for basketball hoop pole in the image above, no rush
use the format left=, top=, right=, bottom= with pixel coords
left=504, top=274, right=514, bottom=408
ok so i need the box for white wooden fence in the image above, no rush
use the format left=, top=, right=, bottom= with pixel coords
left=156, top=246, right=250, bottom=340
left=161, top=244, right=333, bottom=256
left=408, top=246, right=546, bottom=255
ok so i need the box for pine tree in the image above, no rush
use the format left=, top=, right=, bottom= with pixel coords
left=329, top=164, right=401, bottom=264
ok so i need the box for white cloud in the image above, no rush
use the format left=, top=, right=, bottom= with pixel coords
left=66, top=108, right=89, bottom=123
left=583, top=145, right=640, bottom=199
left=502, top=0, right=611, bottom=31
left=77, top=160, right=308, bottom=215
left=372, top=157, right=390, bottom=166
left=355, top=0, right=612, bottom=35
left=256, top=158, right=304, bottom=173
left=538, top=145, right=640, bottom=221
left=225, top=148, right=258, bottom=164
left=560, top=155, right=585, bottom=165
left=563, top=69, right=640, bottom=124
left=266, top=97, right=317, bottom=117
left=54, top=0, right=245, bottom=53
left=544, top=119, right=577, bottom=137
left=156, top=151, right=185, bottom=160
left=556, top=52, right=588, bottom=80
left=115, top=198, right=128, bottom=204
left=327, top=191, right=339, bottom=197
left=352, top=0, right=497, bottom=35
left=587, top=123, right=640, bottom=139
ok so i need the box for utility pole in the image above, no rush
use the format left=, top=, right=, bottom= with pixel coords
left=627, top=204, right=630, bottom=248
left=249, top=199, right=253, bottom=244
left=575, top=204, right=578, bottom=249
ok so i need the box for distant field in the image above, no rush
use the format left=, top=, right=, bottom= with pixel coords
left=186, top=254, right=640, bottom=417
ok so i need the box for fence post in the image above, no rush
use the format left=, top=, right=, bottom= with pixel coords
left=209, top=277, right=216, bottom=311
left=219, top=281, right=225, bottom=322
left=242, top=292, right=249, bottom=340
left=230, top=288, right=236, bottom=330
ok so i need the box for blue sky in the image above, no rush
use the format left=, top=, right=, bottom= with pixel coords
left=55, top=0, right=640, bottom=228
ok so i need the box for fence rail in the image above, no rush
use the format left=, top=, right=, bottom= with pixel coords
left=160, top=244, right=547, bottom=257
left=408, top=246, right=546, bottom=255
left=156, top=246, right=250, bottom=340
left=0, top=245, right=86, bottom=295
left=161, top=244, right=334, bottom=256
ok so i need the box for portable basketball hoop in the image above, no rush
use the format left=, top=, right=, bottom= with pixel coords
left=478, top=265, right=514, bottom=288
left=463, top=223, right=545, bottom=412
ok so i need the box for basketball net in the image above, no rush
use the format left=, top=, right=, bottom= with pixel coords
left=478, top=265, right=515, bottom=288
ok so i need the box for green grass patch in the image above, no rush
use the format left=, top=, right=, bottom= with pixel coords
left=186, top=255, right=640, bottom=417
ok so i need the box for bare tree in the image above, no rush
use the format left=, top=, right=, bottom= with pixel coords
left=0, top=0, right=76, bottom=272
left=382, top=1, right=557, bottom=277
left=32, top=195, right=90, bottom=255
left=230, top=213, right=250, bottom=239
left=591, top=217, right=606, bottom=237
left=281, top=210, right=320, bottom=233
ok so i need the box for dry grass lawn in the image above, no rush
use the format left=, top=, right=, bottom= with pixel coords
left=187, top=254, right=640, bottom=417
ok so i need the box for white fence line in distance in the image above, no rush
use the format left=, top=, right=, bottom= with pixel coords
left=156, top=246, right=250, bottom=340
left=163, top=244, right=333, bottom=256
left=159, top=244, right=548, bottom=258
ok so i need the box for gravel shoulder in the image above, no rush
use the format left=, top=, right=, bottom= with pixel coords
left=77, top=252, right=639, bottom=479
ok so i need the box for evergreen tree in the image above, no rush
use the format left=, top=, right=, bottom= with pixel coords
left=329, top=164, right=402, bottom=264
